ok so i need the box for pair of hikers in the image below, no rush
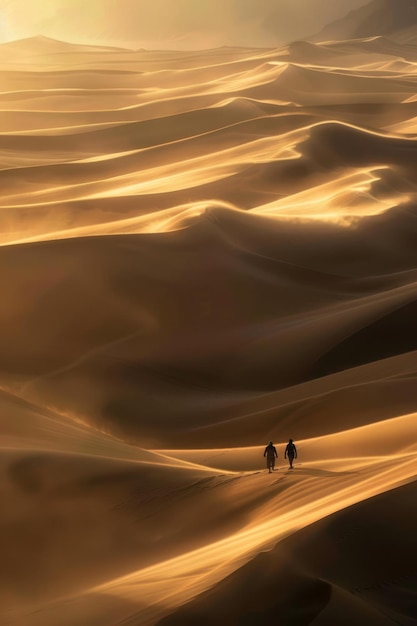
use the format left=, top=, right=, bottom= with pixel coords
left=263, top=439, right=297, bottom=473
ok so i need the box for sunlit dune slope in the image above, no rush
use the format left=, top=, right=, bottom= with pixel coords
left=2, top=33, right=417, bottom=241
left=2, top=391, right=416, bottom=625
left=158, top=480, right=417, bottom=626
left=1, top=31, right=417, bottom=626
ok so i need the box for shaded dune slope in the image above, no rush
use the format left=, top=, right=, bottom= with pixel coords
left=314, top=0, right=417, bottom=45
left=0, top=204, right=416, bottom=447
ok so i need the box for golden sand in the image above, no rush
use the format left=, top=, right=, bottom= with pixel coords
left=0, top=34, right=416, bottom=625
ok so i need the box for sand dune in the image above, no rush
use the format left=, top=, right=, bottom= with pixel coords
left=1, top=29, right=416, bottom=626
left=159, top=479, right=417, bottom=626
left=314, top=0, right=417, bottom=45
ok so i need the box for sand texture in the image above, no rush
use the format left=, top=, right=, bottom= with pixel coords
left=1, top=31, right=417, bottom=626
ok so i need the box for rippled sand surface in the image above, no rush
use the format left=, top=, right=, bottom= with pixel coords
left=1, top=35, right=417, bottom=626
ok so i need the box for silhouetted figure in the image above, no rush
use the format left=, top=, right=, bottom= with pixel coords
left=285, top=439, right=297, bottom=469
left=264, top=441, right=277, bottom=473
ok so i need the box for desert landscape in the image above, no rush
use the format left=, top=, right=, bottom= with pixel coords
left=0, top=0, right=417, bottom=624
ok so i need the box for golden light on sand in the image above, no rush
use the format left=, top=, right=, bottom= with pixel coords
left=1, top=7, right=417, bottom=625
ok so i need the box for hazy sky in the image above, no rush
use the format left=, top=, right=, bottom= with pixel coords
left=0, top=0, right=370, bottom=48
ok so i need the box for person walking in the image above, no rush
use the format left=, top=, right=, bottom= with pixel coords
left=264, top=441, right=277, bottom=473
left=284, top=439, right=297, bottom=469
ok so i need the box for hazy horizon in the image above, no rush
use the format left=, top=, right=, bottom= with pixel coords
left=0, top=0, right=370, bottom=49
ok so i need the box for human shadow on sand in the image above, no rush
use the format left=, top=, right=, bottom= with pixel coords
left=282, top=467, right=357, bottom=477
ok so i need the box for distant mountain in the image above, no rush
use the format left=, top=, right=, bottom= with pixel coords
left=1, top=0, right=369, bottom=51
left=313, top=0, right=417, bottom=42
left=0, top=35, right=123, bottom=55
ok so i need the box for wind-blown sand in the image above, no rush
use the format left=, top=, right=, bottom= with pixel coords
left=0, top=33, right=416, bottom=626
